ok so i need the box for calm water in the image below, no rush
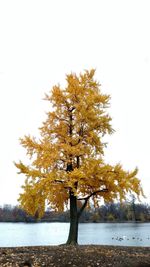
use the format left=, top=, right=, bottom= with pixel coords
left=0, top=222, right=150, bottom=247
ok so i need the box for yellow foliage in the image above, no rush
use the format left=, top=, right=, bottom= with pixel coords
left=15, top=69, right=144, bottom=216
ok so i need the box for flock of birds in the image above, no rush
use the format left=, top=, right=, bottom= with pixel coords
left=112, top=236, right=150, bottom=242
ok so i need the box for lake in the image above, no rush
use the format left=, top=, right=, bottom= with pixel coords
left=0, top=222, right=150, bottom=247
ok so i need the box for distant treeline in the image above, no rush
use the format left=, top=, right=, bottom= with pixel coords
left=0, top=202, right=150, bottom=223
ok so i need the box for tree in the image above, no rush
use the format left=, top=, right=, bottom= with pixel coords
left=131, top=194, right=137, bottom=221
left=15, top=69, right=143, bottom=245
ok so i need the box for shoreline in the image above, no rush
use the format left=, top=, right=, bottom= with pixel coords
left=0, top=245, right=150, bottom=267
left=0, top=220, right=150, bottom=223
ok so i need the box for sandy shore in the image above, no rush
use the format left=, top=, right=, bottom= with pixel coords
left=0, top=245, right=150, bottom=267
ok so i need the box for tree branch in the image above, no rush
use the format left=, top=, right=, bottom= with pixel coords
left=77, top=188, right=108, bottom=219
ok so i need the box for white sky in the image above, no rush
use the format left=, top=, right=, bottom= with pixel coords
left=0, top=0, right=150, bottom=205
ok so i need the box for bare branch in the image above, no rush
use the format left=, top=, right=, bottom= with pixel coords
left=77, top=188, right=108, bottom=218
left=78, top=188, right=108, bottom=201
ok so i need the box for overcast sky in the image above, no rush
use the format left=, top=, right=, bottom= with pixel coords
left=0, top=0, right=150, bottom=205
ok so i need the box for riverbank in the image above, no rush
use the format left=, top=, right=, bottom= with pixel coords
left=0, top=245, right=150, bottom=267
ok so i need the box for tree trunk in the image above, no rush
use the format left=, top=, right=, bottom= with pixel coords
left=66, top=192, right=78, bottom=245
